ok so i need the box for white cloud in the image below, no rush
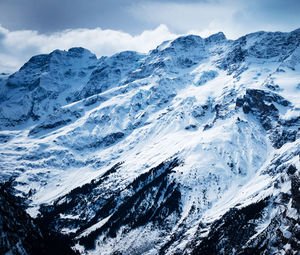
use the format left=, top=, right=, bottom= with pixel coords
left=0, top=24, right=179, bottom=73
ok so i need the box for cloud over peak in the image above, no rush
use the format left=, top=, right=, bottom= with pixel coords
left=0, top=24, right=178, bottom=73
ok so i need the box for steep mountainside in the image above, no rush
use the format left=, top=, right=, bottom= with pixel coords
left=0, top=29, right=299, bottom=254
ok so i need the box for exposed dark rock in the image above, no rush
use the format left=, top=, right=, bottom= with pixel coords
left=291, top=167, right=300, bottom=212
left=0, top=181, right=77, bottom=255
left=0, top=134, right=11, bottom=143
left=29, top=109, right=83, bottom=136
left=287, top=164, right=297, bottom=176
left=79, top=157, right=182, bottom=249
left=188, top=199, right=269, bottom=255
left=185, top=124, right=198, bottom=130
left=38, top=158, right=182, bottom=251
left=38, top=162, right=123, bottom=234
left=235, top=89, right=298, bottom=148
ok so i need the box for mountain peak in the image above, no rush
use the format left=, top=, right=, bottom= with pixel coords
left=205, top=31, right=227, bottom=43
left=67, top=47, right=97, bottom=59
left=170, top=34, right=204, bottom=48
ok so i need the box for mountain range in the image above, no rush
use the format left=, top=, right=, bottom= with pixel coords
left=0, top=28, right=299, bottom=255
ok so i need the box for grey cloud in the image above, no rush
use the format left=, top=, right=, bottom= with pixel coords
left=231, top=0, right=300, bottom=32
left=0, top=0, right=147, bottom=34
left=0, top=0, right=226, bottom=34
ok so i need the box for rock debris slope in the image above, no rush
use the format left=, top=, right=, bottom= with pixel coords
left=0, top=29, right=299, bottom=254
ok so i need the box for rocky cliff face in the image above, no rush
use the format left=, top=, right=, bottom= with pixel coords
left=0, top=29, right=299, bottom=254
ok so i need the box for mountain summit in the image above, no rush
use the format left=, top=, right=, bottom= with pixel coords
left=0, top=29, right=299, bottom=254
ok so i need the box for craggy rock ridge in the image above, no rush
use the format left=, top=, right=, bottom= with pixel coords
left=0, top=28, right=299, bottom=254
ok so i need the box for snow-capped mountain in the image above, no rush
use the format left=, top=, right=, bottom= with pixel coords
left=0, top=28, right=299, bottom=254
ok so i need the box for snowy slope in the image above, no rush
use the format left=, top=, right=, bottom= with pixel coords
left=0, top=29, right=299, bottom=254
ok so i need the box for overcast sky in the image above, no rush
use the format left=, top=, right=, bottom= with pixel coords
left=0, top=0, right=299, bottom=72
